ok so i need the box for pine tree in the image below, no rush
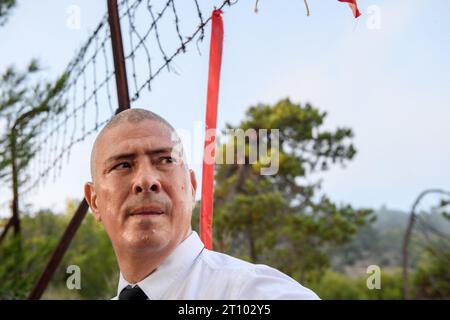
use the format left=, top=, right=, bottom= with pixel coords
left=0, top=60, right=68, bottom=237
left=208, top=98, right=374, bottom=281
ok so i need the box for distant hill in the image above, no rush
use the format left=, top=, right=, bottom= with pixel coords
left=374, top=207, right=450, bottom=234
left=329, top=207, right=450, bottom=275
left=373, top=207, right=409, bottom=230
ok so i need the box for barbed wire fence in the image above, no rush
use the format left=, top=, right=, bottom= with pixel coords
left=23, top=0, right=238, bottom=197
left=6, top=0, right=241, bottom=299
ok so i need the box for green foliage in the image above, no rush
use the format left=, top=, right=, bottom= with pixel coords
left=308, top=270, right=367, bottom=299
left=54, top=207, right=119, bottom=299
left=211, top=98, right=373, bottom=281
left=412, top=242, right=450, bottom=299
left=0, top=60, right=68, bottom=217
left=0, top=200, right=118, bottom=300
left=307, top=269, right=403, bottom=300
left=0, top=61, right=68, bottom=180
left=41, top=200, right=119, bottom=300
left=0, top=214, right=58, bottom=299
left=0, top=0, right=16, bottom=26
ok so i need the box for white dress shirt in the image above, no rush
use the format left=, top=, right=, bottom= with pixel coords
left=114, top=231, right=319, bottom=300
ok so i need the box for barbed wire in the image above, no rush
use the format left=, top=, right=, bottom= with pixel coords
left=21, top=0, right=239, bottom=196
left=127, top=0, right=239, bottom=102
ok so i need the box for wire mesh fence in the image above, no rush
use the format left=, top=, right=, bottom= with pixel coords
left=22, top=0, right=239, bottom=197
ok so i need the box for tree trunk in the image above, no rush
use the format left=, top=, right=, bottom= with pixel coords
left=402, top=188, right=450, bottom=300
left=247, top=225, right=257, bottom=263
left=10, top=132, right=20, bottom=236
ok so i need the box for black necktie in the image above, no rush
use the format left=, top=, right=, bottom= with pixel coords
left=119, top=285, right=148, bottom=300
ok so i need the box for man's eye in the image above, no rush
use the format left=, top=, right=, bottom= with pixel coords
left=160, top=156, right=176, bottom=164
left=112, top=162, right=131, bottom=170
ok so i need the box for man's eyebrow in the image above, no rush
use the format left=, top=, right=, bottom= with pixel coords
left=103, top=147, right=176, bottom=166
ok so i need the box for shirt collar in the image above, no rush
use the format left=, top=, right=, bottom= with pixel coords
left=117, top=231, right=204, bottom=300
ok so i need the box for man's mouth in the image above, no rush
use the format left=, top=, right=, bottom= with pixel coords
left=129, top=205, right=165, bottom=216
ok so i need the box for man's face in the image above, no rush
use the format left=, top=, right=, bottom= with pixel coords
left=84, top=119, right=197, bottom=255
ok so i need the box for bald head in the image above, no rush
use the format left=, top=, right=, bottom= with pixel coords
left=104, top=108, right=175, bottom=132
left=90, top=108, right=182, bottom=180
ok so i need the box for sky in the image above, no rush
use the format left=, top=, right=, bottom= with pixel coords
left=0, top=0, right=449, bottom=216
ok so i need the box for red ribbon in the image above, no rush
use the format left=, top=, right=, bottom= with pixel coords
left=339, top=0, right=361, bottom=18
left=200, top=9, right=224, bottom=250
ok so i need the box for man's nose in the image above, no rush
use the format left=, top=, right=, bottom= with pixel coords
left=132, top=165, right=162, bottom=194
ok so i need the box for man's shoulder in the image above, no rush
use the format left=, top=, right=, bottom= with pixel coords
left=201, top=249, right=256, bottom=271
left=200, top=250, right=320, bottom=300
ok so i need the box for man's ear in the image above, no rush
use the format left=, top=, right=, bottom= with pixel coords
left=189, top=169, right=197, bottom=205
left=84, top=182, right=101, bottom=223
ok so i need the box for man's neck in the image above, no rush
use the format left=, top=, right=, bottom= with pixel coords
left=116, top=232, right=191, bottom=284
left=118, top=247, right=173, bottom=284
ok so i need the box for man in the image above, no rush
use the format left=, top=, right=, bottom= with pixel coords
left=84, top=108, right=319, bottom=300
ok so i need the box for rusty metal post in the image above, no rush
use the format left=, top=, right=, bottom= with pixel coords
left=28, top=200, right=89, bottom=300
left=0, top=217, right=13, bottom=244
left=27, top=0, right=131, bottom=300
left=108, top=0, right=130, bottom=112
